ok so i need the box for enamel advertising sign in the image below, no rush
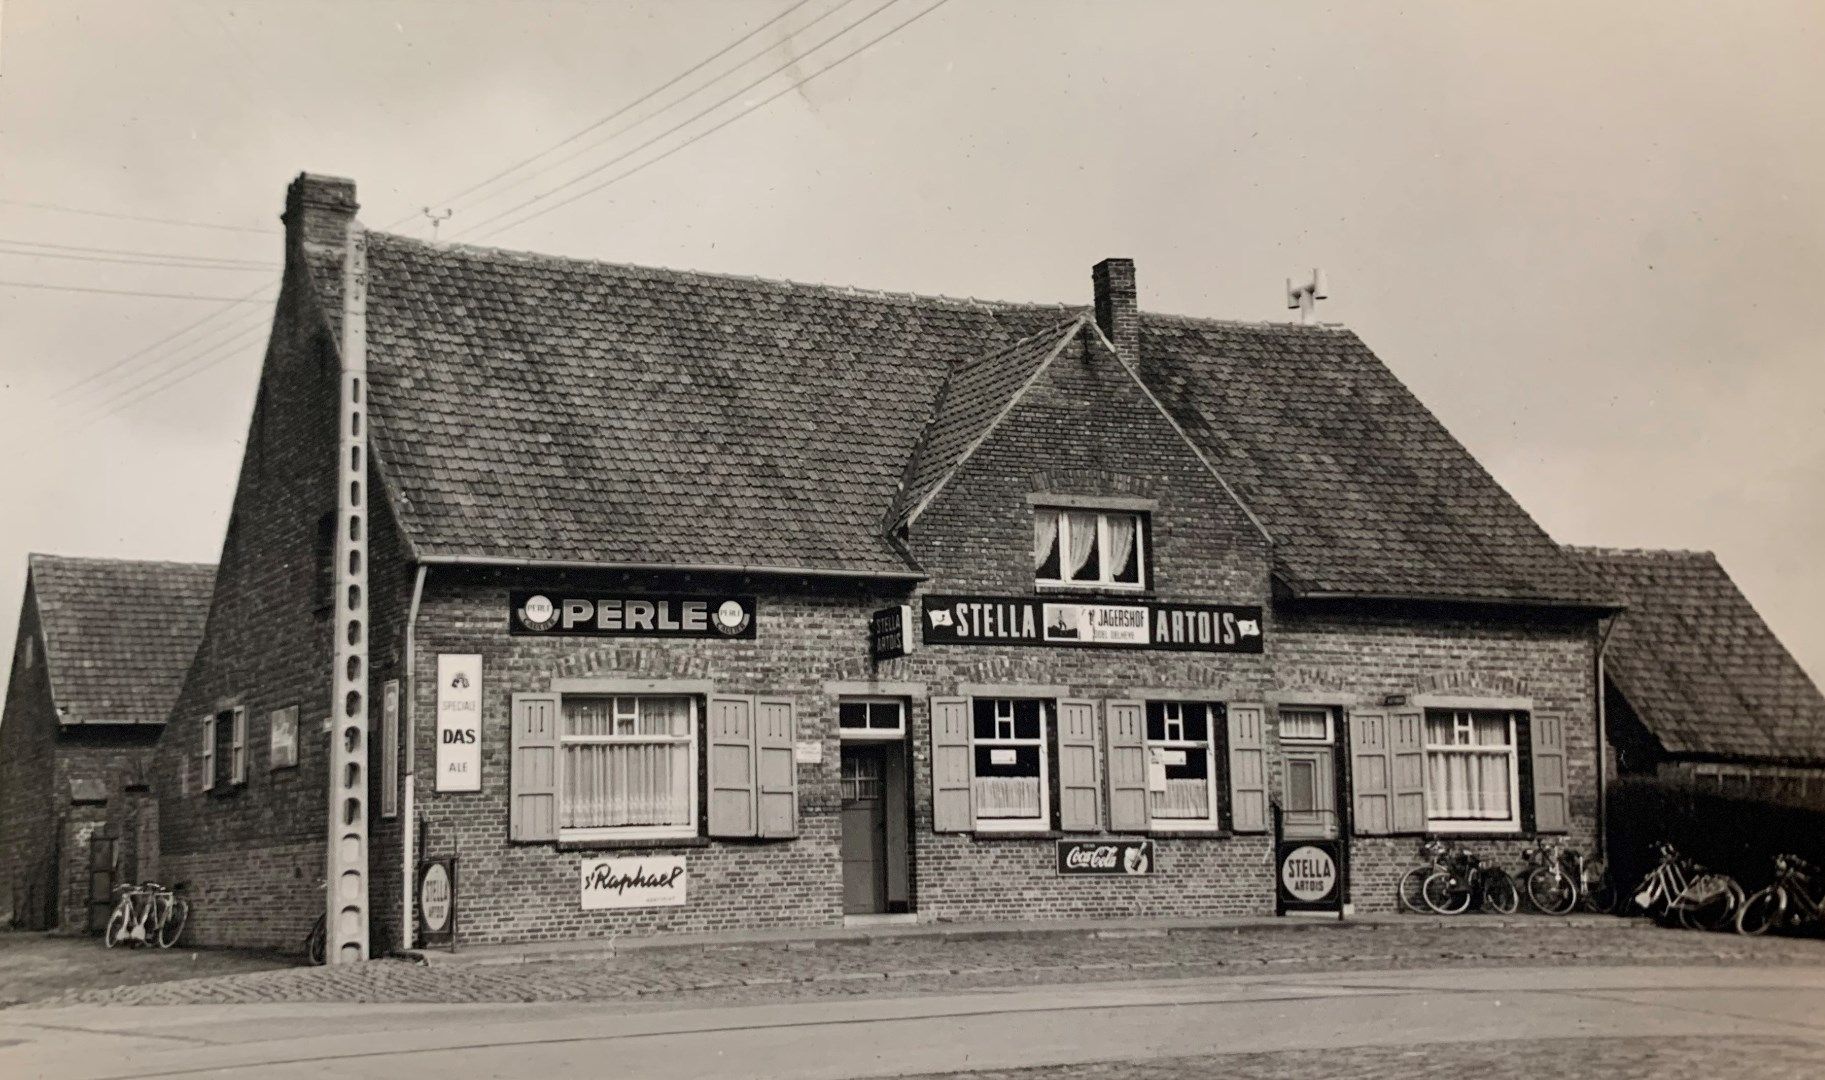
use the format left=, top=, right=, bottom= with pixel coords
left=920, top=595, right=1263, bottom=653
left=580, top=856, right=688, bottom=910
left=1057, top=839, right=1155, bottom=876
left=510, top=592, right=756, bottom=639
left=435, top=654, right=482, bottom=793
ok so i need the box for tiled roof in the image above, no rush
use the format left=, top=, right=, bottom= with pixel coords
left=1570, top=547, right=1825, bottom=763
left=1133, top=317, right=1614, bottom=605
left=320, top=231, right=1613, bottom=604
left=896, top=317, right=1085, bottom=523
left=28, top=554, right=215, bottom=726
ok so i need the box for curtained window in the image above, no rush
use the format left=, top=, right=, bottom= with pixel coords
left=1144, top=701, right=1221, bottom=826
left=1033, top=508, right=1145, bottom=588
left=971, top=698, right=1049, bottom=828
left=560, top=695, right=695, bottom=835
left=1423, top=710, right=1519, bottom=828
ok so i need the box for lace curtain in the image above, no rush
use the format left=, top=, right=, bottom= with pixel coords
left=1065, top=511, right=1099, bottom=578
left=1033, top=510, right=1060, bottom=572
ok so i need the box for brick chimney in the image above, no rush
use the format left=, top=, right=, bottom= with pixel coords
left=1092, top=257, right=1139, bottom=361
left=282, top=173, right=359, bottom=255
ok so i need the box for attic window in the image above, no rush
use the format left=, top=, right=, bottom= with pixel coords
left=1033, top=508, right=1145, bottom=590
left=19, top=635, right=33, bottom=670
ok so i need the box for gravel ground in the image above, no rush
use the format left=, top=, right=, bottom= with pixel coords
left=893, top=1036, right=1825, bottom=1080
left=15, top=918, right=1825, bottom=1009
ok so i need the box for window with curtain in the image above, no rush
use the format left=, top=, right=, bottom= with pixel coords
left=560, top=695, right=696, bottom=838
left=1033, top=508, right=1144, bottom=589
left=971, top=698, right=1049, bottom=828
left=1423, top=710, right=1519, bottom=829
left=1144, top=701, right=1221, bottom=827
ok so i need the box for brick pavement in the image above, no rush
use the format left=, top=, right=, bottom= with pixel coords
left=17, top=919, right=1825, bottom=1009
left=895, top=1036, right=1825, bottom=1080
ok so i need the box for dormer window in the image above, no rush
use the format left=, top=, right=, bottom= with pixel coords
left=1033, top=508, right=1145, bottom=589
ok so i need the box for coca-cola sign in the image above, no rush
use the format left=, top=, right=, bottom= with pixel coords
left=1056, top=839, right=1154, bottom=877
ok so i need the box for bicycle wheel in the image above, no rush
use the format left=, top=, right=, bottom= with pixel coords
left=1398, top=866, right=1433, bottom=913
left=1422, top=870, right=1473, bottom=915
left=1526, top=866, right=1577, bottom=915
left=103, top=902, right=129, bottom=949
left=1735, top=886, right=1785, bottom=936
left=1483, top=869, right=1520, bottom=915
left=306, top=915, right=326, bottom=965
left=1583, top=868, right=1618, bottom=915
left=157, top=897, right=189, bottom=948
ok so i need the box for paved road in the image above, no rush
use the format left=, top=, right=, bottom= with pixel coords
left=2, top=964, right=1821, bottom=1079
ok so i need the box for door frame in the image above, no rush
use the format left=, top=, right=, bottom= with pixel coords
left=838, top=696, right=916, bottom=915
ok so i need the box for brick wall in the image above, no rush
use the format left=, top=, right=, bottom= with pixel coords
left=1, top=584, right=57, bottom=927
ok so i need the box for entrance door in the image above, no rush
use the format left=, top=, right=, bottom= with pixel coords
left=840, top=745, right=888, bottom=914
left=1282, top=746, right=1337, bottom=840
left=87, top=834, right=117, bottom=934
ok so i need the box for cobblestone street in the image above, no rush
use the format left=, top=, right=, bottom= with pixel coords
left=16, top=918, right=1825, bottom=1009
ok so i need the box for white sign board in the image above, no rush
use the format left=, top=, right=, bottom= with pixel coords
left=794, top=739, right=824, bottom=764
left=435, top=654, right=482, bottom=792
left=580, top=856, right=688, bottom=910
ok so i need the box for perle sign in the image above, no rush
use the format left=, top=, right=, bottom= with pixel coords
left=435, top=654, right=482, bottom=793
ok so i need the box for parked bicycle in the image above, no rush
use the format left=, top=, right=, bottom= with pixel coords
left=1631, top=842, right=1742, bottom=931
left=1735, top=854, right=1823, bottom=937
left=1520, top=839, right=1616, bottom=916
left=1398, top=839, right=1451, bottom=913
left=305, top=879, right=326, bottom=965
left=103, top=881, right=188, bottom=949
left=1422, top=846, right=1519, bottom=915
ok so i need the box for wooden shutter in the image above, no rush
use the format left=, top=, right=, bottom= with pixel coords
left=755, top=697, right=798, bottom=838
left=509, top=693, right=560, bottom=842
left=1530, top=711, right=1569, bottom=833
left=1349, top=710, right=1389, bottom=835
left=1056, top=699, right=1101, bottom=832
left=1226, top=702, right=1268, bottom=833
left=1390, top=709, right=1427, bottom=834
left=201, top=715, right=216, bottom=793
left=1105, top=699, right=1148, bottom=832
left=929, top=696, right=973, bottom=832
left=708, top=695, right=757, bottom=838
left=231, top=707, right=248, bottom=784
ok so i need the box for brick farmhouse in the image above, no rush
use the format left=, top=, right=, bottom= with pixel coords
left=1, top=555, right=213, bottom=931
left=151, top=172, right=1629, bottom=956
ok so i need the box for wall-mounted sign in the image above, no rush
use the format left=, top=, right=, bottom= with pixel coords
left=1277, top=840, right=1342, bottom=910
left=580, top=855, right=688, bottom=910
left=1057, top=839, right=1154, bottom=876
left=794, top=739, right=824, bottom=765
left=435, top=654, right=482, bottom=793
left=417, top=857, right=457, bottom=947
left=922, top=595, right=1263, bottom=653
left=870, top=605, right=915, bottom=661
left=510, top=592, right=756, bottom=639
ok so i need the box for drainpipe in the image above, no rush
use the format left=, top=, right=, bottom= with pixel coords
left=1595, top=614, right=1620, bottom=859
left=400, top=564, right=427, bottom=953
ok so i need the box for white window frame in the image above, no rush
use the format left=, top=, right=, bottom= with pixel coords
left=200, top=716, right=216, bottom=793
left=229, top=707, right=248, bottom=785
left=269, top=705, right=300, bottom=771
left=1423, top=709, right=1521, bottom=834
left=1144, top=700, right=1222, bottom=832
left=970, top=697, right=1051, bottom=832
left=1034, top=508, right=1147, bottom=591
left=837, top=696, right=906, bottom=741
left=558, top=694, right=699, bottom=843
left=1277, top=705, right=1335, bottom=744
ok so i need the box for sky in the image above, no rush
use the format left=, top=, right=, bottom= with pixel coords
left=1, top=1, right=1821, bottom=698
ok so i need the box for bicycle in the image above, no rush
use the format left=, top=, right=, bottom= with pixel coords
left=305, top=879, right=326, bottom=964
left=1398, top=839, right=1451, bottom=913
left=1631, top=842, right=1742, bottom=931
left=1521, top=839, right=1578, bottom=916
left=1422, top=847, right=1519, bottom=915
left=1735, top=854, right=1824, bottom=937
left=103, top=881, right=188, bottom=949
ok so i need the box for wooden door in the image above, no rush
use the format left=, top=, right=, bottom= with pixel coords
left=840, top=746, right=888, bottom=914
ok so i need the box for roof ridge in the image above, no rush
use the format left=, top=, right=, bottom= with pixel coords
left=29, top=552, right=217, bottom=570
left=951, top=314, right=1088, bottom=373
left=1565, top=544, right=1717, bottom=560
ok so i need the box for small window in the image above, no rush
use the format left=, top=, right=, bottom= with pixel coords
left=1034, top=508, right=1145, bottom=589
left=560, top=695, right=697, bottom=840
left=970, top=698, right=1050, bottom=829
left=1278, top=706, right=1333, bottom=743
left=838, top=698, right=905, bottom=738
left=270, top=706, right=300, bottom=770
left=201, top=715, right=217, bottom=793
left=230, top=708, right=247, bottom=785
left=841, top=753, right=884, bottom=800
left=1144, top=701, right=1221, bottom=829
left=380, top=681, right=399, bottom=818
left=1423, top=709, right=1519, bottom=831
left=208, top=708, right=245, bottom=791
left=19, top=635, right=34, bottom=670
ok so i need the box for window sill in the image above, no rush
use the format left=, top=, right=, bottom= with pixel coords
left=552, top=836, right=713, bottom=852
left=970, top=829, right=1065, bottom=840
left=1033, top=584, right=1153, bottom=600
left=1148, top=828, right=1233, bottom=840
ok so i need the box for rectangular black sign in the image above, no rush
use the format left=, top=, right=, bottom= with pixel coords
left=510, top=592, right=757, bottom=639
left=921, top=594, right=1263, bottom=653
left=1057, top=839, right=1155, bottom=876
left=871, top=605, right=914, bottom=661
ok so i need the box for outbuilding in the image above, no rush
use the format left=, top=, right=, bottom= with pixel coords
left=154, top=174, right=1619, bottom=957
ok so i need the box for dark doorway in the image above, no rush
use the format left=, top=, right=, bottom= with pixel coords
left=840, top=740, right=913, bottom=915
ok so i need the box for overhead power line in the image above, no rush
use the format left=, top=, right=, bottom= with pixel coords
left=0, top=280, right=275, bottom=302
left=468, top=0, right=954, bottom=242
left=0, top=237, right=272, bottom=267
left=79, top=321, right=272, bottom=419
left=0, top=246, right=272, bottom=272
left=50, top=278, right=277, bottom=400
left=0, top=196, right=277, bottom=235
left=432, top=0, right=830, bottom=220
